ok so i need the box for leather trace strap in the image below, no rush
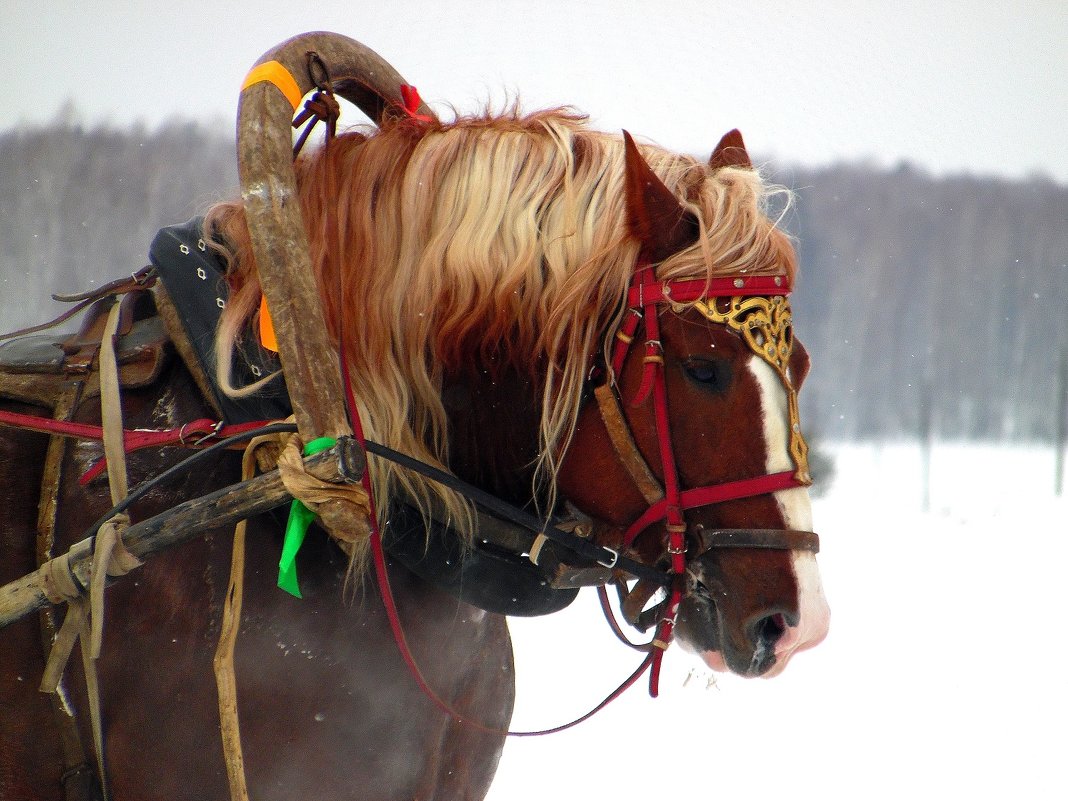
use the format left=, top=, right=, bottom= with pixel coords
left=0, top=408, right=276, bottom=486
left=0, top=267, right=156, bottom=342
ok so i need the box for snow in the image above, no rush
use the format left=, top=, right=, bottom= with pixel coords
left=489, top=442, right=1068, bottom=799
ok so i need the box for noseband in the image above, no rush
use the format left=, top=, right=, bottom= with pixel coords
left=597, top=266, right=819, bottom=691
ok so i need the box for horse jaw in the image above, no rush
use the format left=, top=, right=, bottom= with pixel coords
left=697, top=357, right=830, bottom=678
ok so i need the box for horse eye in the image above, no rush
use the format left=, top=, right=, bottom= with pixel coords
left=682, top=358, right=731, bottom=391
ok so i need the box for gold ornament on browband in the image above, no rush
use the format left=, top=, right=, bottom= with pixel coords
left=693, top=295, right=811, bottom=484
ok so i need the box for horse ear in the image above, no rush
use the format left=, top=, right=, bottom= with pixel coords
left=709, top=129, right=752, bottom=170
left=622, top=130, right=700, bottom=263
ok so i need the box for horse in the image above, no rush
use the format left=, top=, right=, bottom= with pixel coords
left=0, top=33, right=829, bottom=801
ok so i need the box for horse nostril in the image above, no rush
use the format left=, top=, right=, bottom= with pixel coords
left=752, top=612, right=788, bottom=648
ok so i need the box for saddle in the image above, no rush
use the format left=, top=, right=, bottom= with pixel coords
left=0, top=218, right=578, bottom=618
left=0, top=281, right=169, bottom=409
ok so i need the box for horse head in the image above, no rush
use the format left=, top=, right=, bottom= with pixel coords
left=557, top=130, right=829, bottom=678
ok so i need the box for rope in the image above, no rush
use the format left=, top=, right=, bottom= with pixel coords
left=275, top=434, right=371, bottom=542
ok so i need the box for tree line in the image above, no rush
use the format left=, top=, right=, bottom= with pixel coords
left=2, top=117, right=1065, bottom=442
left=783, top=162, right=1067, bottom=441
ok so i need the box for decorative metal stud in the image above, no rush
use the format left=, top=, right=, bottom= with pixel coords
left=733, top=278, right=745, bottom=288
left=250, top=365, right=262, bottom=377
left=197, top=238, right=206, bottom=252
left=196, top=267, right=207, bottom=280
left=179, top=244, right=190, bottom=255
left=216, top=298, right=226, bottom=309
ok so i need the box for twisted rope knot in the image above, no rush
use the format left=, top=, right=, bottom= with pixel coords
left=39, top=513, right=142, bottom=696
left=88, top=514, right=141, bottom=656
left=275, top=433, right=372, bottom=546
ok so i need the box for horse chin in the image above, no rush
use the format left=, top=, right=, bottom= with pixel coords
left=689, top=604, right=828, bottom=679
left=693, top=640, right=781, bottom=679
left=697, top=649, right=730, bottom=673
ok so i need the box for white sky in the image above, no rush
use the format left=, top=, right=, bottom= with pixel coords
left=2, top=0, right=1065, bottom=182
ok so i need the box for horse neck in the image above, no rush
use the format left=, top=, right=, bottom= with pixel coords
left=443, top=361, right=544, bottom=509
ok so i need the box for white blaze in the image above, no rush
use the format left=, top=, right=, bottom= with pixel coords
left=747, top=357, right=830, bottom=677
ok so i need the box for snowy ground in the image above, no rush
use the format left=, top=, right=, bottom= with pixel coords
left=488, top=442, right=1067, bottom=800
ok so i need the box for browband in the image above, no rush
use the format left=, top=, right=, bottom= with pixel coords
left=625, top=274, right=790, bottom=308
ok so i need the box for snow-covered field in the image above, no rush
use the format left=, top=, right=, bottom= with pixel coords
left=489, top=442, right=1067, bottom=800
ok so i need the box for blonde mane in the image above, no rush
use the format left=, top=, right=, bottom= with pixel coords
left=206, top=107, right=796, bottom=539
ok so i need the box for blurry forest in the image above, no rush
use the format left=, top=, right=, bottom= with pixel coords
left=1, top=118, right=1065, bottom=443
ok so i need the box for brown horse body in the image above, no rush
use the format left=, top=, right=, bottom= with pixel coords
left=0, top=358, right=514, bottom=800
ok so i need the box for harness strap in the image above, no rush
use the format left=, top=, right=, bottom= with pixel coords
left=213, top=436, right=278, bottom=801
left=593, top=383, right=663, bottom=505
left=0, top=268, right=155, bottom=342
left=629, top=267, right=683, bottom=696
left=100, top=300, right=130, bottom=504
left=623, top=470, right=805, bottom=547
left=0, top=408, right=273, bottom=485
left=620, top=578, right=666, bottom=631
left=31, top=381, right=104, bottom=801
left=37, top=299, right=145, bottom=801
left=689, top=527, right=820, bottom=554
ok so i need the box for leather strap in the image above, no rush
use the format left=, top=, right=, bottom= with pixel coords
left=623, top=470, right=808, bottom=547
left=0, top=268, right=155, bottom=342
left=593, top=383, right=663, bottom=505
left=32, top=381, right=104, bottom=801
left=690, top=527, right=819, bottom=555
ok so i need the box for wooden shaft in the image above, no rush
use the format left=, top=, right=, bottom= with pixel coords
left=236, top=33, right=434, bottom=548
left=0, top=443, right=361, bottom=630
left=236, top=32, right=432, bottom=443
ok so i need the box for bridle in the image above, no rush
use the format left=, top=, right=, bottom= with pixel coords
left=591, top=264, right=819, bottom=693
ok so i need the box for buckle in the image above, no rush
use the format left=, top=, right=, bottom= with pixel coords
left=596, top=546, right=620, bottom=569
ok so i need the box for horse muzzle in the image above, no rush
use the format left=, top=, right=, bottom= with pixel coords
left=676, top=544, right=828, bottom=678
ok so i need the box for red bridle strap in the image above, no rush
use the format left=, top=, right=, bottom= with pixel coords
left=611, top=273, right=791, bottom=378
left=609, top=266, right=797, bottom=695
left=622, top=470, right=804, bottom=548
left=337, top=343, right=653, bottom=737
left=625, top=274, right=790, bottom=307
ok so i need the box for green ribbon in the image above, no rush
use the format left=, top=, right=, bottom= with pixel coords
left=277, top=436, right=336, bottom=598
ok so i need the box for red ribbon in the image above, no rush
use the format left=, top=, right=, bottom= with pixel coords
left=399, top=85, right=433, bottom=122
